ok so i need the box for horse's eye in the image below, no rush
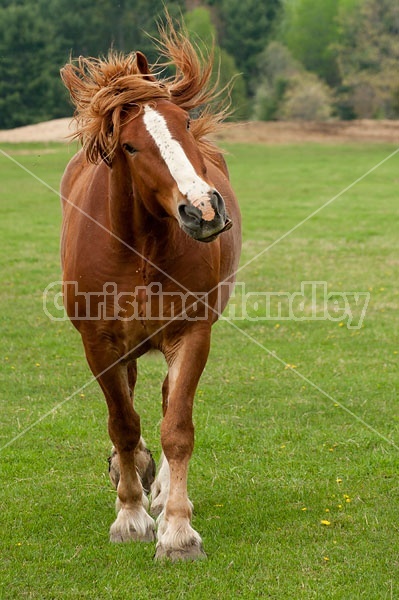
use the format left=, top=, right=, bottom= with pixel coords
left=123, top=143, right=137, bottom=155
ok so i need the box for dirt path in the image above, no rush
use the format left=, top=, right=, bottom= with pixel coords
left=1, top=117, right=399, bottom=144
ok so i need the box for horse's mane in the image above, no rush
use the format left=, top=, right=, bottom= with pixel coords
left=61, top=16, right=228, bottom=165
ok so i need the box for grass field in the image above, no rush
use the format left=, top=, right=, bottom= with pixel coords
left=1, top=139, right=399, bottom=599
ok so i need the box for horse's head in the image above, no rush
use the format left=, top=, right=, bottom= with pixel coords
left=61, top=20, right=233, bottom=242
left=119, top=99, right=232, bottom=243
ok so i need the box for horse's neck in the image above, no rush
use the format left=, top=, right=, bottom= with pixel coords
left=109, top=150, right=148, bottom=248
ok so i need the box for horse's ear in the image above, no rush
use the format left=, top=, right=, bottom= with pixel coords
left=136, top=51, right=156, bottom=80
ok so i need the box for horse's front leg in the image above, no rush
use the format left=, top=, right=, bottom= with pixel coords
left=85, top=347, right=156, bottom=543
left=108, top=362, right=156, bottom=506
left=155, top=327, right=210, bottom=561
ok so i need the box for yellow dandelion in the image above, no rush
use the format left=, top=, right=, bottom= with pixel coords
left=338, top=322, right=344, bottom=327
left=336, top=478, right=343, bottom=484
left=301, top=507, right=307, bottom=511
left=35, top=362, right=40, bottom=367
left=321, top=520, right=331, bottom=526
left=325, top=508, right=330, bottom=512
left=323, top=556, right=330, bottom=562
left=79, top=393, right=85, bottom=398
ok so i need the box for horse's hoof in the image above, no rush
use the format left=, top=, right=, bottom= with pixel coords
left=109, top=507, right=156, bottom=543
left=154, top=541, right=207, bottom=562
left=110, top=526, right=155, bottom=543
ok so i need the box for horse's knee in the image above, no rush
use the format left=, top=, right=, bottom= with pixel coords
left=108, top=408, right=141, bottom=452
left=160, top=419, right=194, bottom=462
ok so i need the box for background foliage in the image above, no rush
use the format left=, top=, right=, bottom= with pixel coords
left=0, top=0, right=398, bottom=127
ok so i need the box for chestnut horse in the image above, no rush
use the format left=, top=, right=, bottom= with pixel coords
left=60, top=22, right=241, bottom=561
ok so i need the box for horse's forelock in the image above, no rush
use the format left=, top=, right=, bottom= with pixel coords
left=62, top=53, right=171, bottom=164
left=61, top=16, right=228, bottom=165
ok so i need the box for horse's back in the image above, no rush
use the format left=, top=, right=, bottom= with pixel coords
left=60, top=149, right=86, bottom=205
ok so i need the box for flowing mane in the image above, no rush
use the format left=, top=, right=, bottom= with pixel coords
left=61, top=17, right=227, bottom=165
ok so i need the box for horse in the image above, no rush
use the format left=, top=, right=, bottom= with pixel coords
left=60, top=20, right=241, bottom=561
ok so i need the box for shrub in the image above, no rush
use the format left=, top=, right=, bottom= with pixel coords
left=279, top=73, right=334, bottom=121
left=253, top=42, right=334, bottom=121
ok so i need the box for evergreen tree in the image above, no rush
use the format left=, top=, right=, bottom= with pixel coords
left=0, top=0, right=185, bottom=128
left=0, top=3, right=66, bottom=128
left=185, top=6, right=249, bottom=119
left=218, top=0, right=281, bottom=90
left=280, top=0, right=341, bottom=86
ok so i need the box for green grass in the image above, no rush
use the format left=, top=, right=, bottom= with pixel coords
left=1, top=140, right=399, bottom=599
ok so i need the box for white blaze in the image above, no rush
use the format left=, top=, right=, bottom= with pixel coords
left=143, top=105, right=211, bottom=202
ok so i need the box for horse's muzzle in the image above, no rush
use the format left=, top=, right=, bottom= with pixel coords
left=178, top=191, right=233, bottom=243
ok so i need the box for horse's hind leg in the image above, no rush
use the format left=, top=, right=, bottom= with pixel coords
left=150, top=375, right=170, bottom=517
left=155, top=329, right=210, bottom=561
left=85, top=349, right=156, bottom=543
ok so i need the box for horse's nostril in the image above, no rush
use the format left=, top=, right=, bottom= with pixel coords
left=178, top=203, right=202, bottom=229
left=210, top=190, right=226, bottom=217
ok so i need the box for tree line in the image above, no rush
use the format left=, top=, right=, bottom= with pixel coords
left=0, top=0, right=398, bottom=129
